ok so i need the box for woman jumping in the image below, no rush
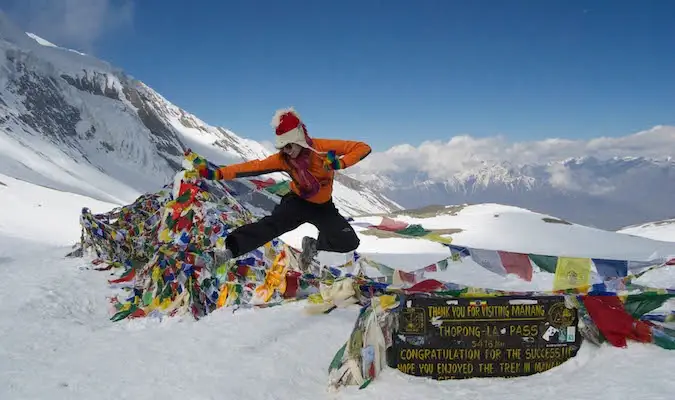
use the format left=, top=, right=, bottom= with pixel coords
left=196, top=107, right=372, bottom=270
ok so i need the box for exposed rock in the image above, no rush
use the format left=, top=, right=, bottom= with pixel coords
left=60, top=72, right=120, bottom=100
left=11, top=67, right=81, bottom=141
left=542, top=217, right=572, bottom=225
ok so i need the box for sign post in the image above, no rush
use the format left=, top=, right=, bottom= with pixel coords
left=389, top=294, right=582, bottom=380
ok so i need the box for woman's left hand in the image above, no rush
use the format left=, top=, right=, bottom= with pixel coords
left=323, top=150, right=345, bottom=170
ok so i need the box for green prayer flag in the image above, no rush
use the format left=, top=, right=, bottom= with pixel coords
left=652, top=332, right=675, bottom=350
left=359, top=378, right=373, bottom=389
left=328, top=343, right=347, bottom=372
left=142, top=291, right=153, bottom=306
left=529, top=254, right=558, bottom=273
left=395, top=224, right=430, bottom=237
left=623, top=293, right=675, bottom=318
left=175, top=190, right=191, bottom=203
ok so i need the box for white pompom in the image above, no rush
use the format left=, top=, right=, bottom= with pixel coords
left=271, top=107, right=300, bottom=127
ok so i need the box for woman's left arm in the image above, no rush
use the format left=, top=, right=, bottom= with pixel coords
left=315, top=138, right=372, bottom=170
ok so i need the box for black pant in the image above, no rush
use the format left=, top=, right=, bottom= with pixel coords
left=225, top=193, right=360, bottom=258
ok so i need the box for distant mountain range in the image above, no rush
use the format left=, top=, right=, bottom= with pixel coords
left=348, top=153, right=675, bottom=230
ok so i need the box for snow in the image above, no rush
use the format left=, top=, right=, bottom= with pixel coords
left=618, top=219, right=675, bottom=242
left=25, top=31, right=88, bottom=56
left=25, top=32, right=57, bottom=47
left=0, top=173, right=119, bottom=245
left=2, top=166, right=675, bottom=399
left=389, top=203, right=675, bottom=261
left=0, top=250, right=359, bottom=400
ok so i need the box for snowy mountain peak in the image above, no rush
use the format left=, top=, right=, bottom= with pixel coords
left=445, top=162, right=537, bottom=192
left=25, top=32, right=55, bottom=47
left=25, top=32, right=87, bottom=56
left=0, top=13, right=400, bottom=216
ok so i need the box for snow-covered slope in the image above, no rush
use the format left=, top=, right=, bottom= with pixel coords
left=281, top=202, right=675, bottom=291
left=618, top=218, right=675, bottom=242
left=0, top=11, right=399, bottom=216
left=348, top=126, right=675, bottom=230
left=0, top=173, right=118, bottom=246
left=2, top=176, right=675, bottom=399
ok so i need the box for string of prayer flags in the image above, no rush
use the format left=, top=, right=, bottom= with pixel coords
left=437, top=243, right=669, bottom=290
left=353, top=215, right=451, bottom=243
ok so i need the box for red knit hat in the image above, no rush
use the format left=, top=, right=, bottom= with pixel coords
left=271, top=107, right=311, bottom=149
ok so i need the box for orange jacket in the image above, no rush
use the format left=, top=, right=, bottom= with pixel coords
left=215, top=138, right=372, bottom=204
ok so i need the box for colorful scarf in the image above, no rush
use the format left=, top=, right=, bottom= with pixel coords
left=286, top=147, right=321, bottom=199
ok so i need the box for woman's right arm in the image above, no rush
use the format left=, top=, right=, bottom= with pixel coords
left=213, top=153, right=287, bottom=180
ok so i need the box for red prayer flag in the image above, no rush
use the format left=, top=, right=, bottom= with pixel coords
left=108, top=268, right=135, bottom=284
left=129, top=308, right=147, bottom=319
left=249, top=178, right=276, bottom=189
left=176, top=216, right=192, bottom=231
left=403, top=279, right=445, bottom=293
left=397, top=270, right=416, bottom=284
left=236, top=265, right=249, bottom=277
left=283, top=271, right=301, bottom=298
left=423, top=264, right=438, bottom=272
left=582, top=295, right=652, bottom=347
left=498, top=251, right=533, bottom=281
left=375, top=217, right=409, bottom=232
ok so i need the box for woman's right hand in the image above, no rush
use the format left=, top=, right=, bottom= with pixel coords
left=183, top=149, right=224, bottom=180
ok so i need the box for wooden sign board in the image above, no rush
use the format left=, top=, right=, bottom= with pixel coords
left=388, top=294, right=582, bottom=380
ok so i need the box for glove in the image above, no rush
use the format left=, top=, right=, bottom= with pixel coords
left=197, top=165, right=222, bottom=180
left=187, top=152, right=222, bottom=180
left=323, top=150, right=345, bottom=170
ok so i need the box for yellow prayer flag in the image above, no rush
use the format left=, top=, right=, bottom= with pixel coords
left=553, top=257, right=591, bottom=291
left=159, top=298, right=172, bottom=310
left=159, top=228, right=172, bottom=242
left=152, top=266, right=161, bottom=282
left=216, top=285, right=228, bottom=308
left=423, top=232, right=453, bottom=244
left=377, top=295, right=398, bottom=310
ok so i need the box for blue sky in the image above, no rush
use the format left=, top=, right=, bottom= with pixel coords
left=6, top=0, right=675, bottom=151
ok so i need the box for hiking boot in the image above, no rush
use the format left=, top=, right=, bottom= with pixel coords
left=299, top=236, right=318, bottom=272
left=209, top=248, right=233, bottom=273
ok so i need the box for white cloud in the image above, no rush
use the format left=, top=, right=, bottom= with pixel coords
left=6, top=0, right=134, bottom=53
left=546, top=163, right=615, bottom=195
left=547, top=163, right=579, bottom=191
left=353, top=125, right=675, bottom=181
